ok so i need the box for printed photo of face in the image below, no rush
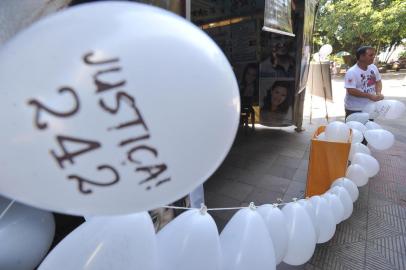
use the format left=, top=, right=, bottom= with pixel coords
left=271, top=85, right=288, bottom=111
left=261, top=81, right=292, bottom=114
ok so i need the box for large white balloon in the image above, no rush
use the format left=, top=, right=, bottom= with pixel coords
left=297, top=199, right=319, bottom=240
left=375, top=99, right=406, bottom=120
left=350, top=128, right=364, bottom=144
left=157, top=209, right=221, bottom=270
left=352, top=153, right=380, bottom=177
left=257, top=204, right=289, bottom=264
left=364, top=129, right=395, bottom=151
left=281, top=202, right=316, bottom=265
left=0, top=2, right=240, bottom=215
left=346, top=121, right=367, bottom=134
left=362, top=102, right=379, bottom=119
left=220, top=207, right=276, bottom=270
left=39, top=212, right=157, bottom=270
left=325, top=121, right=350, bottom=142
left=346, top=164, right=369, bottom=187
left=0, top=196, right=55, bottom=270
left=349, top=142, right=371, bottom=161
left=323, top=193, right=345, bottom=224
left=328, top=186, right=353, bottom=221
left=331, top=177, right=359, bottom=202
left=309, top=196, right=336, bottom=243
left=365, top=121, right=382, bottom=130
left=345, top=112, right=370, bottom=124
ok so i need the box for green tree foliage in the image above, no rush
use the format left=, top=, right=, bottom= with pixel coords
left=315, top=0, right=406, bottom=62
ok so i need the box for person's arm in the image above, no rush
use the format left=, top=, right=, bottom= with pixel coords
left=346, top=88, right=383, bottom=101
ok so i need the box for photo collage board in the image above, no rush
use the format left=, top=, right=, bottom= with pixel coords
left=194, top=0, right=298, bottom=127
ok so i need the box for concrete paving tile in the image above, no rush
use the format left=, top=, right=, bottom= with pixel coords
left=367, top=210, right=404, bottom=239
left=285, top=181, right=306, bottom=197
left=215, top=166, right=256, bottom=182
left=325, top=221, right=367, bottom=246
left=310, top=241, right=367, bottom=270
left=211, top=214, right=229, bottom=233
left=244, top=157, right=278, bottom=173
left=368, top=197, right=396, bottom=208
left=243, top=187, right=284, bottom=205
left=255, top=174, right=292, bottom=193
left=279, top=148, right=307, bottom=159
left=251, top=152, right=279, bottom=165
left=370, top=204, right=406, bottom=220
left=366, top=241, right=406, bottom=270
left=292, top=168, right=308, bottom=183
left=268, top=164, right=297, bottom=179
left=370, top=233, right=406, bottom=256
left=274, top=155, right=303, bottom=169
left=299, top=159, right=309, bottom=170
left=231, top=169, right=265, bottom=184
left=213, top=179, right=254, bottom=202
left=205, top=173, right=243, bottom=191
left=283, top=192, right=305, bottom=202
left=204, top=191, right=242, bottom=222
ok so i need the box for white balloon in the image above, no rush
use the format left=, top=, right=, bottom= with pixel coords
left=346, top=164, right=369, bottom=187
left=349, top=142, right=371, bottom=161
left=257, top=204, right=289, bottom=265
left=316, top=132, right=327, bottom=141
left=352, top=153, right=380, bottom=177
left=308, top=196, right=336, bottom=243
left=157, top=209, right=221, bottom=270
left=328, top=186, right=353, bottom=221
left=220, top=207, right=276, bottom=270
left=362, top=102, right=379, bottom=119
left=351, top=128, right=364, bottom=144
left=345, top=112, right=370, bottom=124
left=297, top=199, right=319, bottom=240
left=346, top=121, right=367, bottom=134
left=319, top=44, right=333, bottom=57
left=365, top=121, right=382, bottom=130
left=0, top=2, right=240, bottom=215
left=39, top=212, right=157, bottom=270
left=364, top=129, right=395, bottom=151
left=375, top=99, right=406, bottom=120
left=281, top=202, right=316, bottom=265
left=0, top=196, right=55, bottom=270
left=323, top=193, right=345, bottom=224
left=325, top=121, right=350, bottom=142
left=331, top=177, right=359, bottom=202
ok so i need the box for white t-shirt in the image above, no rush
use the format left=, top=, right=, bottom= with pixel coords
left=344, top=64, right=381, bottom=110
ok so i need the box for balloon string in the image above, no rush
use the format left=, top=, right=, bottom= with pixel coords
left=0, top=200, right=15, bottom=220
left=162, top=201, right=289, bottom=212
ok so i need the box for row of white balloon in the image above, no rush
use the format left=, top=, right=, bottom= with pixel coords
left=36, top=103, right=405, bottom=269
left=27, top=176, right=356, bottom=270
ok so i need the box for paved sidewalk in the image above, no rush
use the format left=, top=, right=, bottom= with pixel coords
left=204, top=74, right=406, bottom=269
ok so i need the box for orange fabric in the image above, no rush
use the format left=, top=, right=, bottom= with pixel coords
left=305, top=126, right=351, bottom=197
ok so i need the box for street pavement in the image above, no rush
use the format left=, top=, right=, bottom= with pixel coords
left=204, top=71, right=406, bottom=270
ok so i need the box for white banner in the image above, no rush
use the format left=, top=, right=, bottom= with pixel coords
left=262, top=0, right=295, bottom=37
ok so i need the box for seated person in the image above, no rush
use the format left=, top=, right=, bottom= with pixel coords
left=239, top=63, right=259, bottom=129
